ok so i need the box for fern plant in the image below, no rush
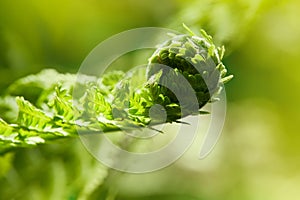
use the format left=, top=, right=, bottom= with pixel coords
left=0, top=26, right=232, bottom=154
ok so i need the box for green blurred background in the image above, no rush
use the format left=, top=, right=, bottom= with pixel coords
left=1, top=0, right=300, bottom=199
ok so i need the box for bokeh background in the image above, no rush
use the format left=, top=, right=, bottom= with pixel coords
left=1, top=0, right=300, bottom=199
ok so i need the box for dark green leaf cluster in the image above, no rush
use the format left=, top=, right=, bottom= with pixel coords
left=146, top=25, right=233, bottom=121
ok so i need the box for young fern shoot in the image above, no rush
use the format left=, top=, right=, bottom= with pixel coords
left=0, top=26, right=232, bottom=153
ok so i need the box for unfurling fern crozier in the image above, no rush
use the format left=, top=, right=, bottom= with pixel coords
left=146, top=25, right=233, bottom=121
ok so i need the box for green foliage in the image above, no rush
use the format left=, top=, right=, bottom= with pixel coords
left=0, top=26, right=232, bottom=154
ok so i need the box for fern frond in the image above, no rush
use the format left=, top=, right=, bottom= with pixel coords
left=0, top=25, right=233, bottom=153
